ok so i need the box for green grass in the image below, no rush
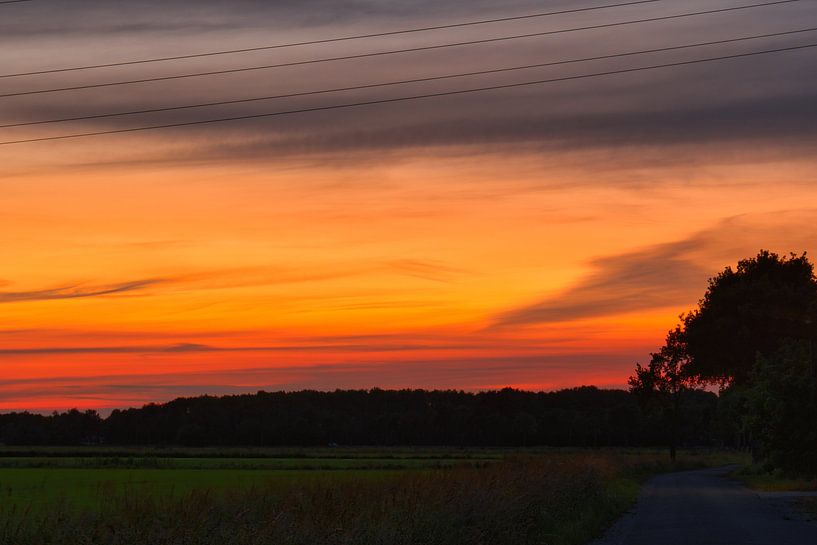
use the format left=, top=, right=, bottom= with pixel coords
left=0, top=445, right=504, bottom=459
left=0, top=448, right=746, bottom=545
left=0, top=451, right=494, bottom=512
left=0, top=467, right=403, bottom=511
left=0, top=455, right=494, bottom=470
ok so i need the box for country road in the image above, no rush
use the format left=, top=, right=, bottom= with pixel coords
left=592, top=466, right=817, bottom=545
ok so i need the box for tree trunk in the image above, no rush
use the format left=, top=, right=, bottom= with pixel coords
left=669, top=391, right=680, bottom=462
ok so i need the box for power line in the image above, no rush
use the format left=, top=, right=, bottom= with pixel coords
left=0, top=0, right=665, bottom=78
left=1, top=42, right=813, bottom=147
left=4, top=27, right=814, bottom=129
left=0, top=0, right=32, bottom=4
left=0, top=0, right=799, bottom=99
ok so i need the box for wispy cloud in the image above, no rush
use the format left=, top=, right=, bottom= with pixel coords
left=0, top=259, right=464, bottom=308
left=7, top=267, right=368, bottom=305
left=385, top=259, right=468, bottom=283
left=494, top=210, right=817, bottom=326
left=494, top=241, right=709, bottom=326
left=0, top=279, right=165, bottom=304
left=0, top=341, right=496, bottom=357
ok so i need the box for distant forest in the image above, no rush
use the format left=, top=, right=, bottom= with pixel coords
left=0, top=387, right=722, bottom=448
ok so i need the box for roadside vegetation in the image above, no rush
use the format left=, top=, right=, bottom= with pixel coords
left=795, top=499, right=817, bottom=520
left=732, top=465, right=817, bottom=492
left=732, top=466, right=817, bottom=522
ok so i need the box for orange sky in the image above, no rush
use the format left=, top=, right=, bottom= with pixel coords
left=1, top=0, right=816, bottom=411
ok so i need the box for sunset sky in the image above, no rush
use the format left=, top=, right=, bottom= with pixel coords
left=1, top=0, right=816, bottom=411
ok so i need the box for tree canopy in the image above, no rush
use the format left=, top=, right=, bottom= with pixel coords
left=748, top=340, right=817, bottom=473
left=682, top=250, right=817, bottom=385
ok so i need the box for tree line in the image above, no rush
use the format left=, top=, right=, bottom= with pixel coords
left=0, top=386, right=721, bottom=448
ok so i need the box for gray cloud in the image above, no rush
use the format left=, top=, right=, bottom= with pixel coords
left=0, top=0, right=555, bottom=38
left=494, top=210, right=817, bottom=326
left=2, top=0, right=815, bottom=172
left=496, top=242, right=709, bottom=326
left=199, top=91, right=817, bottom=160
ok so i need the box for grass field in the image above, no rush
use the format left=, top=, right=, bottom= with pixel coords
left=0, top=448, right=746, bottom=545
left=0, top=467, right=411, bottom=511
left=0, top=455, right=494, bottom=469
left=0, top=445, right=504, bottom=459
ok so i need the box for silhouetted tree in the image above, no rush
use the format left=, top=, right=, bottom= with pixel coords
left=631, top=250, right=817, bottom=471
left=0, top=409, right=101, bottom=445
left=682, top=250, right=817, bottom=385
left=629, top=327, right=698, bottom=460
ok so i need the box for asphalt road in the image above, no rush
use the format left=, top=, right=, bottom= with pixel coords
left=592, top=466, right=817, bottom=545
